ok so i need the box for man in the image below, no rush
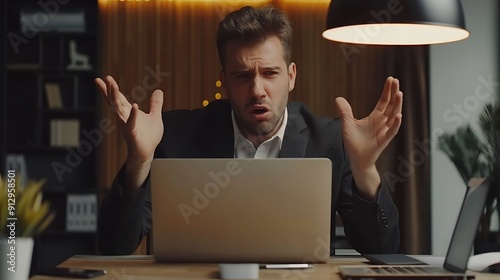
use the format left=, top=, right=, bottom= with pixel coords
left=96, top=5, right=402, bottom=255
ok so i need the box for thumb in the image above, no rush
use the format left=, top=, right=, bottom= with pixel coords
left=127, top=103, right=139, bottom=131
left=335, top=97, right=354, bottom=119
left=150, top=89, right=164, bottom=115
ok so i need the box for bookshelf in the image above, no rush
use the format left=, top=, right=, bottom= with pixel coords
left=1, top=0, right=99, bottom=274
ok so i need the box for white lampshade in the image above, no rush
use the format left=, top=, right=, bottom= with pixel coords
left=323, top=0, right=470, bottom=45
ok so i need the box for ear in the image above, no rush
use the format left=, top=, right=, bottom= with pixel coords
left=288, top=62, right=297, bottom=92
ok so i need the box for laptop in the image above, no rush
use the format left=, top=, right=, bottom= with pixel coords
left=339, top=178, right=490, bottom=279
left=150, top=158, right=332, bottom=263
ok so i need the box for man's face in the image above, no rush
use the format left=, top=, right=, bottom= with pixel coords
left=221, top=36, right=296, bottom=143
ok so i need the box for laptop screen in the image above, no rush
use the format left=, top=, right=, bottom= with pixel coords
left=150, top=158, right=333, bottom=263
left=443, top=179, right=489, bottom=273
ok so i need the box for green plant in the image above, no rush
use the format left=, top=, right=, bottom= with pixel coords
left=438, top=102, right=500, bottom=244
left=0, top=177, right=55, bottom=237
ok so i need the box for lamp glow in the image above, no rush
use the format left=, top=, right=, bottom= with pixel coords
left=323, top=0, right=470, bottom=45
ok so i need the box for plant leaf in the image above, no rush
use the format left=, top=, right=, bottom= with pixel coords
left=437, top=125, right=488, bottom=184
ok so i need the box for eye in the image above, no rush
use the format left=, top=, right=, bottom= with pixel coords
left=264, top=71, right=278, bottom=77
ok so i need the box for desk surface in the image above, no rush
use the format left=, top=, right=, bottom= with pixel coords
left=30, top=255, right=498, bottom=280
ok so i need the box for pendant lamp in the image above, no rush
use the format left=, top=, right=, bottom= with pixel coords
left=323, top=0, right=470, bottom=45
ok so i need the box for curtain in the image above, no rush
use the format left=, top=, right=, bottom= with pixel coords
left=97, top=0, right=430, bottom=255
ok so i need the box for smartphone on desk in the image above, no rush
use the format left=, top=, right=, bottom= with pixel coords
left=39, top=268, right=107, bottom=278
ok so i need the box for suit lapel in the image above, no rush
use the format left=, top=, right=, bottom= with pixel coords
left=208, top=129, right=234, bottom=158
left=204, top=100, right=235, bottom=158
left=206, top=101, right=310, bottom=158
left=280, top=103, right=309, bottom=158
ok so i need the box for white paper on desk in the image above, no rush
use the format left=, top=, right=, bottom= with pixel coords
left=72, top=255, right=154, bottom=260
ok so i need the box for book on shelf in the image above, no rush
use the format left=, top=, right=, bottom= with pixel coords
left=50, top=119, right=80, bottom=147
left=44, top=82, right=64, bottom=109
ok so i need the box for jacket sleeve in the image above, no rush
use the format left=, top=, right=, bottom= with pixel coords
left=337, top=170, right=400, bottom=254
left=287, top=102, right=400, bottom=255
left=97, top=167, right=152, bottom=255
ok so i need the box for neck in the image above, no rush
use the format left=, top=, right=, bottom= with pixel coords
left=242, top=115, right=284, bottom=148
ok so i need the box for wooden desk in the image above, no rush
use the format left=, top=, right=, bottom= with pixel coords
left=30, top=255, right=498, bottom=280
left=29, top=255, right=359, bottom=279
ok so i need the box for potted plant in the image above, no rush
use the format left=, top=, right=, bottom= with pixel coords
left=0, top=175, right=55, bottom=280
left=438, top=102, right=500, bottom=253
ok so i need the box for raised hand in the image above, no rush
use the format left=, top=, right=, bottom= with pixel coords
left=95, top=76, right=164, bottom=191
left=335, top=76, right=403, bottom=198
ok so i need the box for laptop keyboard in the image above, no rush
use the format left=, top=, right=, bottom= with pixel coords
left=370, top=266, right=445, bottom=274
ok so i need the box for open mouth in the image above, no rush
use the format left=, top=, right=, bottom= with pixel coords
left=252, top=108, right=268, bottom=114
left=250, top=106, right=270, bottom=120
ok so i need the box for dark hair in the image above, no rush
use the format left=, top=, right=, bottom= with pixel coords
left=216, top=5, right=293, bottom=69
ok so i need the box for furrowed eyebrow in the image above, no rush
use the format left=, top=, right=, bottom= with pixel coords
left=230, top=69, right=253, bottom=76
left=230, top=66, right=282, bottom=77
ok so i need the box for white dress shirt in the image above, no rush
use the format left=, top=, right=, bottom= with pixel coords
left=232, top=109, right=288, bottom=159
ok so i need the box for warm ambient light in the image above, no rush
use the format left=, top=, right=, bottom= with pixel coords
left=105, top=0, right=327, bottom=3
left=323, top=0, right=470, bottom=45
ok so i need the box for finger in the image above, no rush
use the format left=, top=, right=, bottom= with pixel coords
left=106, top=76, right=132, bottom=120
left=374, top=76, right=394, bottom=113
left=107, top=76, right=132, bottom=107
left=335, top=97, right=354, bottom=119
left=391, top=77, right=400, bottom=98
left=105, top=76, right=113, bottom=103
left=379, top=77, right=399, bottom=124
left=149, top=89, right=164, bottom=115
left=386, top=91, right=403, bottom=127
left=384, top=113, right=402, bottom=143
left=106, top=76, right=120, bottom=112
left=95, top=78, right=108, bottom=97
left=127, top=103, right=139, bottom=132
left=95, top=78, right=111, bottom=106
left=385, top=78, right=400, bottom=114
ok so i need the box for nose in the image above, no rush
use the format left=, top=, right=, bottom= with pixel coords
left=251, top=76, right=266, bottom=99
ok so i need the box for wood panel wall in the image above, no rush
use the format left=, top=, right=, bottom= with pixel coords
left=96, top=0, right=430, bottom=255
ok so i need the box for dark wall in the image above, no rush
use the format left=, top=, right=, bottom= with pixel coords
left=1, top=1, right=6, bottom=175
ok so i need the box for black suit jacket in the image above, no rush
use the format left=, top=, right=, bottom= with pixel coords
left=98, top=100, right=400, bottom=255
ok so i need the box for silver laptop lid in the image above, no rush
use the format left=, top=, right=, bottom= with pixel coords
left=443, top=178, right=490, bottom=273
left=150, top=158, right=332, bottom=263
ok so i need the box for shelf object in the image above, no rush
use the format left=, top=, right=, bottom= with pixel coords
left=44, top=83, right=63, bottom=109
left=50, top=119, right=80, bottom=147
left=66, top=40, right=93, bottom=71
left=2, top=0, right=99, bottom=274
left=20, top=4, right=86, bottom=33
left=66, top=193, right=97, bottom=232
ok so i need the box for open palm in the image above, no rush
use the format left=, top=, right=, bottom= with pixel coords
left=95, top=76, right=164, bottom=164
left=335, top=77, right=403, bottom=171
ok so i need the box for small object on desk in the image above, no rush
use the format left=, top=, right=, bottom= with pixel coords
left=260, top=264, right=314, bottom=269
left=39, top=268, right=106, bottom=278
left=467, top=251, right=500, bottom=273
left=219, top=263, right=259, bottom=279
